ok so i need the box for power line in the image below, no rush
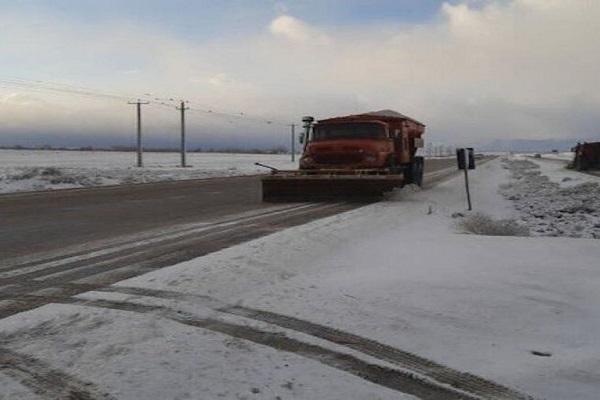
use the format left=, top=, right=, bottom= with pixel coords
left=0, top=76, right=293, bottom=127
left=1, top=76, right=299, bottom=160
left=0, top=78, right=132, bottom=102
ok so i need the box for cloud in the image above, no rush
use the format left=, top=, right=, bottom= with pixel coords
left=269, top=15, right=330, bottom=44
left=206, top=73, right=233, bottom=87
left=1, top=1, right=599, bottom=148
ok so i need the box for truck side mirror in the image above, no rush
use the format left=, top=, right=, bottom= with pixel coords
left=299, top=133, right=305, bottom=144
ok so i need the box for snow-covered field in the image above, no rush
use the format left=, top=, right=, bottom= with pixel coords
left=518, top=152, right=574, bottom=162
left=0, top=149, right=297, bottom=193
left=1, top=157, right=599, bottom=399
left=539, top=152, right=574, bottom=161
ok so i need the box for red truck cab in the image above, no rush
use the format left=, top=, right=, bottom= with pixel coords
left=300, top=110, right=425, bottom=175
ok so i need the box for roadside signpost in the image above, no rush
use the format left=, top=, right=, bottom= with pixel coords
left=456, top=147, right=475, bottom=210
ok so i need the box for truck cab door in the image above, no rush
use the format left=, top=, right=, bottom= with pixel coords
left=393, top=129, right=410, bottom=163
left=392, top=129, right=402, bottom=150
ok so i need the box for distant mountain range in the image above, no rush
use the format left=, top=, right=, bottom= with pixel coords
left=479, top=138, right=600, bottom=152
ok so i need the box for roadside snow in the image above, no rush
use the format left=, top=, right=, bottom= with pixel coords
left=0, top=304, right=408, bottom=400
left=540, top=152, right=574, bottom=161
left=0, top=372, right=42, bottom=399
left=1, top=158, right=599, bottom=399
left=91, top=158, right=597, bottom=399
left=500, top=158, right=600, bottom=238
left=526, top=156, right=600, bottom=188
left=0, top=149, right=297, bottom=193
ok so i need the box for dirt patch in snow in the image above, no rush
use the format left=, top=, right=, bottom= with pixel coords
left=500, top=159, right=600, bottom=239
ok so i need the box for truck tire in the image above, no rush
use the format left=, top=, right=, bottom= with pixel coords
left=412, top=156, right=424, bottom=186
left=404, top=157, right=424, bottom=187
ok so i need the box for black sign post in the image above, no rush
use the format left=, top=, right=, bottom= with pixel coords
left=456, top=148, right=475, bottom=210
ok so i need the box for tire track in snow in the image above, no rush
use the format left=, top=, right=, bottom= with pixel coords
left=0, top=203, right=318, bottom=273
left=0, top=202, right=346, bottom=286
left=54, top=296, right=479, bottom=400
left=0, top=347, right=115, bottom=400
left=73, top=285, right=532, bottom=400
left=0, top=202, right=356, bottom=319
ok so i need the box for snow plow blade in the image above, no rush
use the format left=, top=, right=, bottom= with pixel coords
left=261, top=173, right=404, bottom=202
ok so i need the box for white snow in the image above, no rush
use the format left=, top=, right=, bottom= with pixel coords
left=539, top=152, right=574, bottom=162
left=526, top=156, right=600, bottom=188
left=0, top=149, right=297, bottom=193
left=0, top=372, right=42, bottom=400
left=500, top=157, right=600, bottom=238
left=519, top=152, right=574, bottom=162
left=1, top=157, right=599, bottom=399
left=0, top=304, right=410, bottom=400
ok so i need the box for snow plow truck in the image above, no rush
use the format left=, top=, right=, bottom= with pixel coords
left=259, top=110, right=425, bottom=202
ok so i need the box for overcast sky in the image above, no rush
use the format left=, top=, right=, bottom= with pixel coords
left=1, top=0, right=599, bottom=149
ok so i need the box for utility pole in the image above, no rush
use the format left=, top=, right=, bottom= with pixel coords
left=177, top=100, right=189, bottom=167
left=290, top=124, right=296, bottom=162
left=128, top=100, right=149, bottom=167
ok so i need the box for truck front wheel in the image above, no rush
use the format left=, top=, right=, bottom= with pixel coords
left=406, top=156, right=424, bottom=186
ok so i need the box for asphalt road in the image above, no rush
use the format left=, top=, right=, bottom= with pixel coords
left=0, top=157, right=459, bottom=319
left=0, top=158, right=457, bottom=260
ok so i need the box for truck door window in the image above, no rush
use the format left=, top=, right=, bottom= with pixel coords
left=313, top=123, right=385, bottom=140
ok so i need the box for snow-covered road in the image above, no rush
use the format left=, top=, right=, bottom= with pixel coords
left=1, top=157, right=599, bottom=399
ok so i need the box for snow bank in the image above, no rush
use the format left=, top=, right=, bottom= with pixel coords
left=500, top=158, right=600, bottom=238
left=0, top=149, right=297, bottom=193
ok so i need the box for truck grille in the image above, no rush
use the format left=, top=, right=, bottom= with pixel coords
left=313, top=153, right=364, bottom=164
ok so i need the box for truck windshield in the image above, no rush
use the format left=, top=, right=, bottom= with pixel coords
left=312, top=123, right=386, bottom=141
